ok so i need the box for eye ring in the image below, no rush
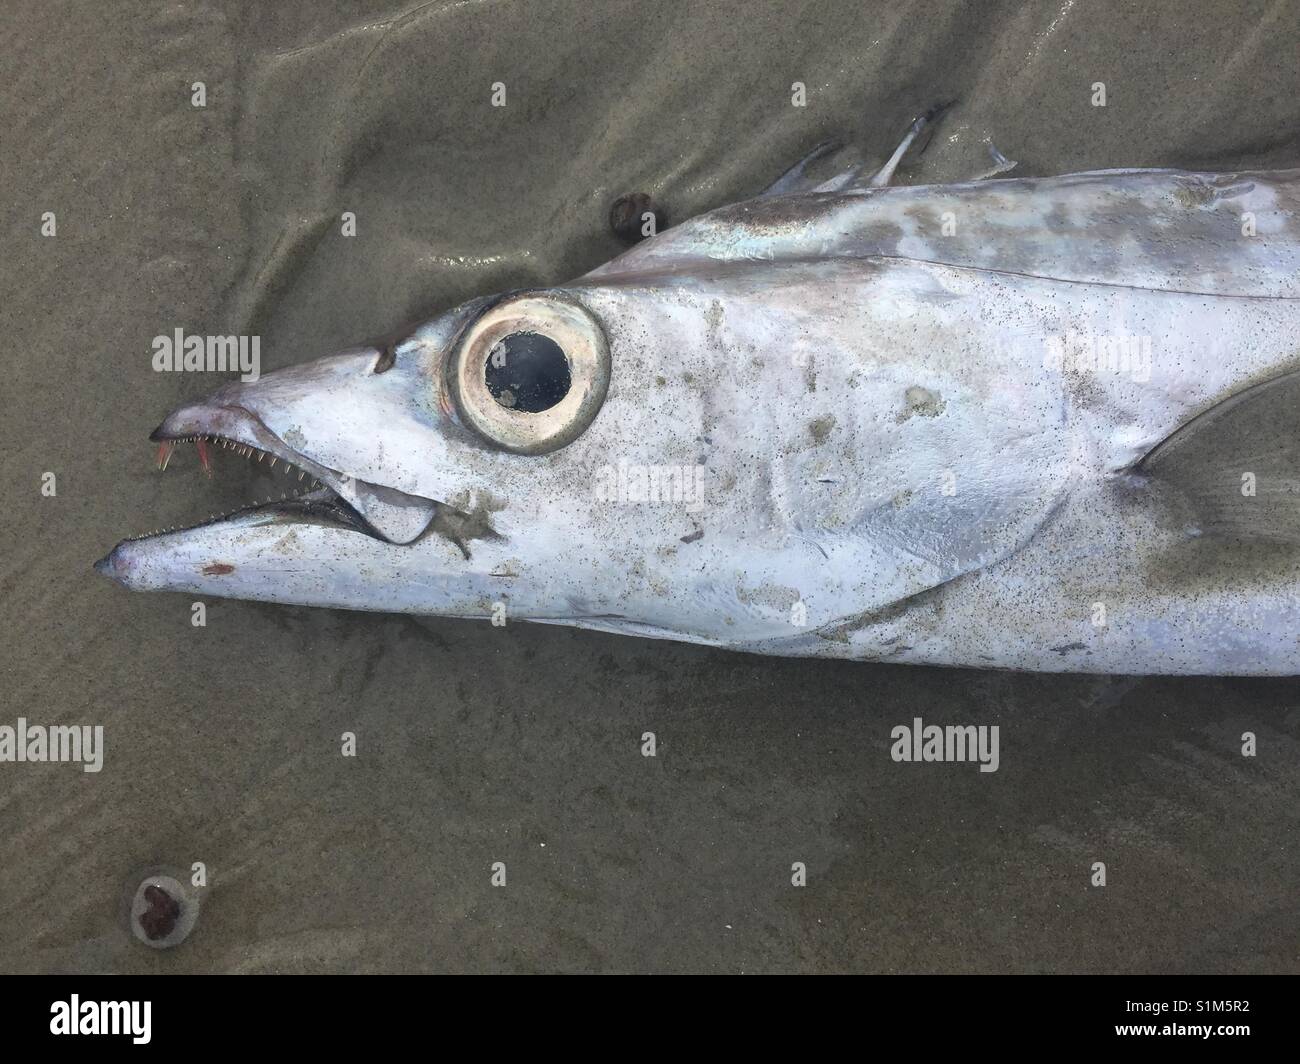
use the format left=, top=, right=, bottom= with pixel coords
left=448, top=294, right=610, bottom=454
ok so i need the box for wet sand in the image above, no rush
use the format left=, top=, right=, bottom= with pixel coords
left=1, top=0, right=1298, bottom=972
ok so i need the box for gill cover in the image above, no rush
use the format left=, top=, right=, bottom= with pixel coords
left=446, top=293, right=611, bottom=454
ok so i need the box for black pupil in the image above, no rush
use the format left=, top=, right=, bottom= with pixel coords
left=484, top=332, right=571, bottom=413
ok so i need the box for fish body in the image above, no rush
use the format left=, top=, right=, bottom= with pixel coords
left=98, top=165, right=1300, bottom=674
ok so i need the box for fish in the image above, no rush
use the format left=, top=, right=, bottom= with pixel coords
left=95, top=113, right=1300, bottom=675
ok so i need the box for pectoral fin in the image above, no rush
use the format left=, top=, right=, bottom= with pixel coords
left=1139, top=369, right=1300, bottom=543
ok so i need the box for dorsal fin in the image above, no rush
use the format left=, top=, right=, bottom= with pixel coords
left=1139, top=369, right=1300, bottom=543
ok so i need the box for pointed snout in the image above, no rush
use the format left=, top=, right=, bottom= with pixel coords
left=93, top=550, right=121, bottom=582
left=93, top=540, right=149, bottom=590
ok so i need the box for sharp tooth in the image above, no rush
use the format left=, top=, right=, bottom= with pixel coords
left=269, top=458, right=276, bottom=470
left=298, top=471, right=305, bottom=481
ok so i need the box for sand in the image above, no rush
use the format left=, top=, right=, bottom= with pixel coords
left=1, top=0, right=1298, bottom=972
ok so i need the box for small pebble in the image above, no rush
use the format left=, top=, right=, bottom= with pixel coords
left=137, top=884, right=181, bottom=941
left=609, top=192, right=667, bottom=243
left=129, top=872, right=200, bottom=949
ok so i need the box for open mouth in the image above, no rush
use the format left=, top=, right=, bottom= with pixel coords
left=134, top=432, right=380, bottom=541
left=98, top=390, right=484, bottom=594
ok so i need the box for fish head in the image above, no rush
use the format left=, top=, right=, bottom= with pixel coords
left=97, top=281, right=809, bottom=641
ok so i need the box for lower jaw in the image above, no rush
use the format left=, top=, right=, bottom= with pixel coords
left=95, top=523, right=494, bottom=616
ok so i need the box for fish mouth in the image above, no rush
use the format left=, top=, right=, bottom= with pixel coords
left=127, top=433, right=382, bottom=542
left=103, top=402, right=444, bottom=556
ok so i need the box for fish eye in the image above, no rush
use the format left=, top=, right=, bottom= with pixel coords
left=484, top=332, right=572, bottom=412
left=448, top=294, right=610, bottom=454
